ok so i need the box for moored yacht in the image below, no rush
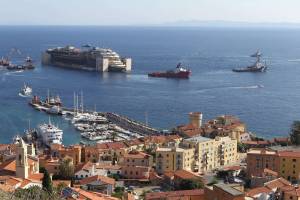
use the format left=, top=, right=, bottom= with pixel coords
left=37, top=119, right=63, bottom=146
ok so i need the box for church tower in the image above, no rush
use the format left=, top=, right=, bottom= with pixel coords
left=15, top=137, right=29, bottom=179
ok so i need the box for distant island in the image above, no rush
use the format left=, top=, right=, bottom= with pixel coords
left=159, top=20, right=300, bottom=28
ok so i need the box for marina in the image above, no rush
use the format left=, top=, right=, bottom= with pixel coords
left=27, top=92, right=157, bottom=146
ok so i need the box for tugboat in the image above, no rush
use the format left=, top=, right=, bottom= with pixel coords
left=19, top=83, right=32, bottom=97
left=232, top=50, right=267, bottom=72
left=148, top=63, right=191, bottom=79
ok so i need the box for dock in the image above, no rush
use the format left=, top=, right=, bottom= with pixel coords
left=29, top=99, right=160, bottom=140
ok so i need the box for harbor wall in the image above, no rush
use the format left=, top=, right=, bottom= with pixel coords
left=105, top=112, right=160, bottom=135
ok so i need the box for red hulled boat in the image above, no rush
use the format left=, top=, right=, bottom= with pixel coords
left=148, top=63, right=191, bottom=79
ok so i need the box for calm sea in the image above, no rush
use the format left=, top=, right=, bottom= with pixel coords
left=0, top=26, right=300, bottom=144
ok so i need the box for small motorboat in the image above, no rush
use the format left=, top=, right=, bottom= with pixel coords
left=19, top=83, right=32, bottom=97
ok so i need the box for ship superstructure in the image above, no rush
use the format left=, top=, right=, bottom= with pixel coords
left=37, top=119, right=63, bottom=146
left=42, top=45, right=132, bottom=72
left=232, top=50, right=268, bottom=72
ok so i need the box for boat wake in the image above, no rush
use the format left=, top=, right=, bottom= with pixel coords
left=198, top=85, right=264, bottom=93
left=5, top=70, right=24, bottom=76
left=18, top=93, right=31, bottom=98
left=227, top=85, right=264, bottom=89
left=288, top=59, right=300, bottom=62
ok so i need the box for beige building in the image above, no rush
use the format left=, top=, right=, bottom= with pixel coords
left=155, top=147, right=194, bottom=174
left=183, top=136, right=237, bottom=172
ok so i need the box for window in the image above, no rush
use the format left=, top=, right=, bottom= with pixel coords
left=293, top=159, right=297, bottom=162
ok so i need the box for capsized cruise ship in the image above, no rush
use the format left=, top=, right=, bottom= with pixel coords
left=37, top=120, right=63, bottom=146
left=42, top=45, right=132, bottom=72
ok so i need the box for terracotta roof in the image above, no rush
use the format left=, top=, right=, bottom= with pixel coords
left=75, top=161, right=93, bottom=173
left=0, top=159, right=16, bottom=175
left=280, top=185, right=300, bottom=197
left=149, top=170, right=162, bottom=181
left=95, top=164, right=121, bottom=170
left=174, top=170, right=200, bottom=180
left=246, top=186, right=272, bottom=197
left=0, top=157, right=39, bottom=176
left=124, top=151, right=150, bottom=159
left=264, top=178, right=291, bottom=190
left=79, top=175, right=115, bottom=186
left=145, top=189, right=204, bottom=200
left=52, top=180, right=71, bottom=187
left=6, top=176, right=22, bottom=187
left=19, top=179, right=32, bottom=188
left=223, top=165, right=241, bottom=171
left=124, top=139, right=144, bottom=146
left=68, top=187, right=118, bottom=200
left=263, top=168, right=278, bottom=177
left=96, top=142, right=127, bottom=150
left=278, top=151, right=300, bottom=158
left=28, top=173, right=44, bottom=181
left=274, top=137, right=290, bottom=143
left=164, top=171, right=175, bottom=179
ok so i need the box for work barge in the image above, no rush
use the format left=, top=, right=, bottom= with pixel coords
left=28, top=95, right=160, bottom=143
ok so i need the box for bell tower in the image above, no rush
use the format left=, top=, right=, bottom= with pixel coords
left=15, top=137, right=29, bottom=179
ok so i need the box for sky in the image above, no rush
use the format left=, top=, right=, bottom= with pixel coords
left=1, top=0, right=300, bottom=25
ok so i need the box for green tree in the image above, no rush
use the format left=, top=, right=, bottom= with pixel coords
left=237, top=142, right=247, bottom=153
left=175, top=179, right=203, bottom=190
left=42, top=169, right=53, bottom=193
left=112, top=187, right=125, bottom=199
left=290, top=121, right=300, bottom=145
left=58, top=158, right=74, bottom=180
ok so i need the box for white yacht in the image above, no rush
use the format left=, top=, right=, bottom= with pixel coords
left=37, top=120, right=63, bottom=146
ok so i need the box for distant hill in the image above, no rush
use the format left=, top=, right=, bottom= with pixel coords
left=160, top=20, right=300, bottom=28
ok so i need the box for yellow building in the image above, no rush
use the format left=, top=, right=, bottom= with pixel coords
left=278, top=151, right=300, bottom=182
left=155, top=147, right=194, bottom=174
left=183, top=136, right=237, bottom=173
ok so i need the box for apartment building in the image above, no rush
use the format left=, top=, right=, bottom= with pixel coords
left=155, top=147, right=194, bottom=174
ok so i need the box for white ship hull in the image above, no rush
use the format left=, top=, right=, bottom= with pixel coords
left=37, top=123, right=63, bottom=146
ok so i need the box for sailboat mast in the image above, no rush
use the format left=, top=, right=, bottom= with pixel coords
left=76, top=95, right=79, bottom=114
left=145, top=111, right=148, bottom=126
left=73, top=92, right=76, bottom=114
left=47, top=89, right=50, bottom=103
left=81, top=91, right=83, bottom=113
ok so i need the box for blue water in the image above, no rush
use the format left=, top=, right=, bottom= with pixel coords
left=0, top=26, right=300, bottom=144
